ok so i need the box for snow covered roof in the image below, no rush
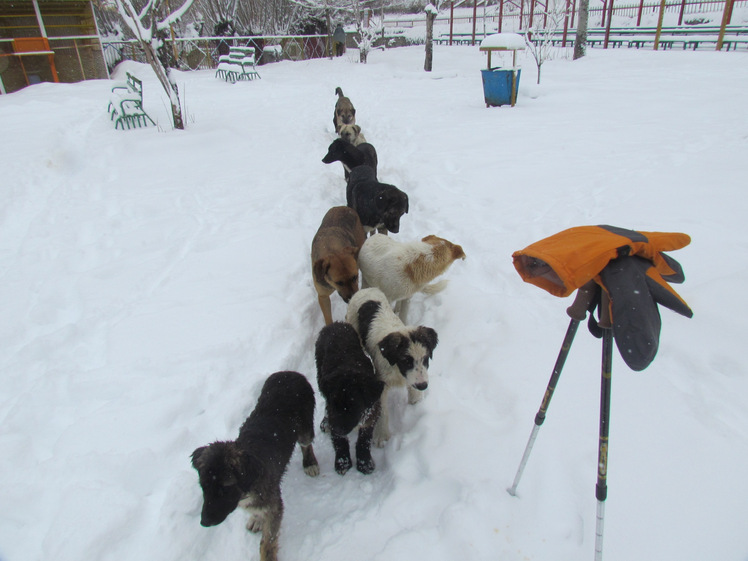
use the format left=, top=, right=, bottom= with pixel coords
left=480, top=33, right=526, bottom=50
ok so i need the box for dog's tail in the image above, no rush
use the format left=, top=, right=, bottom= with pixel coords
left=421, top=279, right=449, bottom=296
left=335, top=87, right=344, bottom=98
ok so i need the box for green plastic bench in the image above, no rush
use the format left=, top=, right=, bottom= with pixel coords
left=215, top=46, right=261, bottom=83
left=107, top=72, right=156, bottom=130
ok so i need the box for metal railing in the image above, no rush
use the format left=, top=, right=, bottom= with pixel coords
left=101, top=34, right=331, bottom=73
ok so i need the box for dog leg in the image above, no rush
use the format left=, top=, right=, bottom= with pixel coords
left=331, top=432, right=353, bottom=475
left=301, top=443, right=320, bottom=477
left=355, top=423, right=376, bottom=474
left=320, top=415, right=330, bottom=433
left=297, top=430, right=320, bottom=476
left=259, top=500, right=283, bottom=561
left=247, top=509, right=265, bottom=533
left=373, top=387, right=391, bottom=448
left=318, top=294, right=334, bottom=325
left=407, top=385, right=425, bottom=405
left=394, top=298, right=411, bottom=324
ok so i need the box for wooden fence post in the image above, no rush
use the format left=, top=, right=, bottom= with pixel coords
left=604, top=0, right=614, bottom=48
left=717, top=0, right=735, bottom=50
left=654, top=0, right=667, bottom=50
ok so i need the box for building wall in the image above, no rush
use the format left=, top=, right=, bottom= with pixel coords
left=0, top=0, right=107, bottom=94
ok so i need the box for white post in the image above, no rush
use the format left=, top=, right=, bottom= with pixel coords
left=32, top=0, right=48, bottom=37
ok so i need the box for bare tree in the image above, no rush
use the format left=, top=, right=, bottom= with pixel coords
left=524, top=0, right=567, bottom=83
left=424, top=3, right=436, bottom=71
left=573, top=0, right=589, bottom=60
left=114, top=0, right=193, bottom=129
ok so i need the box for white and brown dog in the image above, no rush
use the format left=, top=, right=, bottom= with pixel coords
left=333, top=87, right=356, bottom=133
left=346, top=287, right=438, bottom=447
left=359, top=234, right=466, bottom=323
left=338, top=124, right=367, bottom=146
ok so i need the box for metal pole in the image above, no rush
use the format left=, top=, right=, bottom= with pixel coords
left=594, top=327, right=614, bottom=561
left=508, top=282, right=597, bottom=497
left=507, top=318, right=579, bottom=496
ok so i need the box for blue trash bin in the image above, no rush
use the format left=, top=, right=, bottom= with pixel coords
left=481, top=68, right=521, bottom=107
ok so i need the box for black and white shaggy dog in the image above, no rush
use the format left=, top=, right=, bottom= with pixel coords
left=322, top=138, right=378, bottom=181
left=345, top=288, right=438, bottom=447
left=316, top=322, right=384, bottom=475
left=346, top=165, right=409, bottom=236
left=191, top=371, right=320, bottom=561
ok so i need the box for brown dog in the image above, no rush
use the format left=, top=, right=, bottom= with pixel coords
left=333, top=87, right=356, bottom=133
left=312, top=206, right=366, bottom=325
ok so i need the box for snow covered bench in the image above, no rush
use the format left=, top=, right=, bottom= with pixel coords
left=107, top=72, right=155, bottom=130
left=215, top=46, right=260, bottom=83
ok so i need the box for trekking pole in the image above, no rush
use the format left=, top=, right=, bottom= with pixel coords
left=508, top=282, right=597, bottom=497
left=595, top=295, right=614, bottom=561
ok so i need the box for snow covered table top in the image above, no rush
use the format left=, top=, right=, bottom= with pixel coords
left=479, top=33, right=526, bottom=51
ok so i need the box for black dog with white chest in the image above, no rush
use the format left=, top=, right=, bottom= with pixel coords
left=316, top=322, right=384, bottom=475
left=322, top=138, right=378, bottom=181
left=191, top=371, right=319, bottom=561
left=346, top=165, right=409, bottom=235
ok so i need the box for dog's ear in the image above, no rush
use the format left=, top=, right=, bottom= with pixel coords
left=411, top=326, right=439, bottom=357
left=191, top=446, right=208, bottom=470
left=378, top=332, right=407, bottom=365
left=313, top=257, right=330, bottom=284
left=403, top=192, right=409, bottom=214
left=354, top=125, right=361, bottom=134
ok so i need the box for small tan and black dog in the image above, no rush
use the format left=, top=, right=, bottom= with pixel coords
left=191, top=371, right=319, bottom=561
left=333, top=87, right=356, bottom=133
left=312, top=206, right=366, bottom=325
left=338, top=124, right=367, bottom=146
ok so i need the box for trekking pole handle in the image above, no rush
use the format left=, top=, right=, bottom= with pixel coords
left=566, top=281, right=598, bottom=321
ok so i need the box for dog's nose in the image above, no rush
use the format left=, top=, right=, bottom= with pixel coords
left=413, top=382, right=428, bottom=391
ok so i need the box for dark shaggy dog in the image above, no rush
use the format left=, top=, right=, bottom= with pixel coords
left=346, top=288, right=438, bottom=447
left=322, top=138, right=378, bottom=181
left=333, top=86, right=356, bottom=133
left=191, top=371, right=319, bottom=561
left=315, top=322, right=384, bottom=475
left=346, top=165, right=409, bottom=235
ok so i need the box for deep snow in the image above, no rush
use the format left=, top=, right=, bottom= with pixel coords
left=1, top=44, right=747, bottom=561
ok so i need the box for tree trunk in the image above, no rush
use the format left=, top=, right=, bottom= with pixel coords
left=573, top=0, right=590, bottom=60
left=424, top=11, right=435, bottom=72
left=143, top=39, right=185, bottom=130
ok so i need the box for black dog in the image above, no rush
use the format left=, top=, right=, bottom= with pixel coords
left=315, top=322, right=384, bottom=475
left=322, top=138, right=378, bottom=181
left=191, top=371, right=319, bottom=561
left=346, top=165, right=409, bottom=235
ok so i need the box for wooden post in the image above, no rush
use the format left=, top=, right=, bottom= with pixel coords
left=472, top=0, right=478, bottom=45
left=520, top=0, right=525, bottom=29
left=425, top=7, right=435, bottom=71
left=677, top=0, right=687, bottom=25
left=529, top=0, right=536, bottom=29
left=571, top=0, right=577, bottom=28
left=604, top=0, right=614, bottom=48
left=563, top=0, right=571, bottom=46
left=601, top=0, right=607, bottom=28
left=499, top=0, right=504, bottom=32
left=450, top=1, right=454, bottom=45
left=716, top=0, right=735, bottom=50
left=654, top=0, right=666, bottom=50
left=636, top=0, right=645, bottom=26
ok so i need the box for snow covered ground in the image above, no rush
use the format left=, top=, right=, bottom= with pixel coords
left=1, top=44, right=747, bottom=561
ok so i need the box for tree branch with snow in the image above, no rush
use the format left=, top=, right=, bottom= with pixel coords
left=113, top=0, right=194, bottom=129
